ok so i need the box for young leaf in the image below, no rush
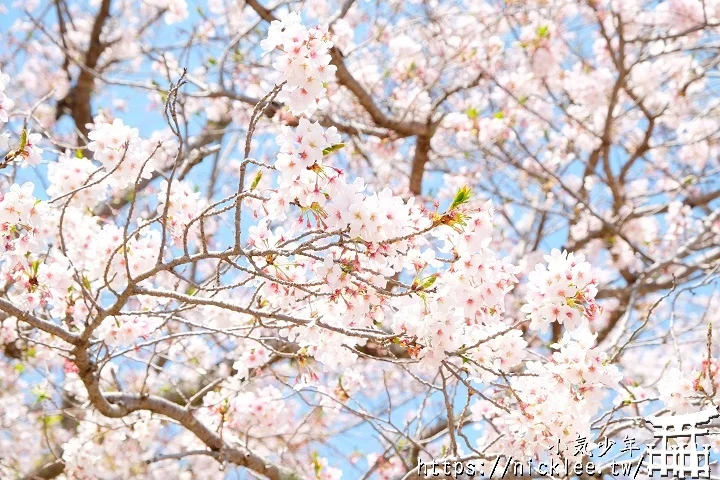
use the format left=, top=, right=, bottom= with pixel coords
left=250, top=170, right=263, bottom=190
left=42, top=414, right=64, bottom=427
left=450, top=185, right=473, bottom=210
left=322, top=143, right=346, bottom=156
left=421, top=273, right=439, bottom=290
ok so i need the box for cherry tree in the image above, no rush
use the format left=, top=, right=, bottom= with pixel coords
left=1, top=0, right=720, bottom=478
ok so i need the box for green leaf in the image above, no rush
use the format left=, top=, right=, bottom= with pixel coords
left=421, top=273, right=439, bottom=290
left=42, top=414, right=63, bottom=427
left=207, top=57, right=217, bottom=66
left=75, top=149, right=84, bottom=159
left=493, top=111, right=505, bottom=119
left=537, top=25, right=550, bottom=38
left=311, top=451, right=323, bottom=478
left=322, top=143, right=346, bottom=156
left=14, top=363, right=25, bottom=374
left=31, top=385, right=50, bottom=403
left=250, top=170, right=263, bottom=190
left=466, top=107, right=479, bottom=120
left=450, top=185, right=473, bottom=210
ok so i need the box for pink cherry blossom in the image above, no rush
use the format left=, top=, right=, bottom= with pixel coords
left=0, top=3, right=719, bottom=478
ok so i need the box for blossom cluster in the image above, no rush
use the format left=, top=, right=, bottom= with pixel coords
left=0, top=68, right=13, bottom=125
left=5, top=252, right=74, bottom=311
left=389, top=230, right=522, bottom=371
left=13, top=130, right=43, bottom=167
left=0, top=65, right=44, bottom=161
left=96, top=314, right=163, bottom=347
left=657, top=359, right=720, bottom=414
left=157, top=179, right=212, bottom=245
left=261, top=12, right=336, bottom=116
left=203, top=383, right=295, bottom=435
left=521, top=249, right=600, bottom=331
left=232, top=343, right=272, bottom=379
left=0, top=316, right=18, bottom=345
left=61, top=412, right=168, bottom=479
left=252, top=116, right=529, bottom=375
left=87, top=118, right=157, bottom=188
left=473, top=327, right=622, bottom=461
left=0, top=180, right=164, bottom=342
left=47, top=151, right=108, bottom=207
left=0, top=182, right=48, bottom=261
left=271, top=118, right=421, bottom=244
left=0, top=184, right=77, bottom=312
left=85, top=225, right=161, bottom=291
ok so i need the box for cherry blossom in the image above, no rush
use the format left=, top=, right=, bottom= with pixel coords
left=157, top=179, right=213, bottom=245
left=263, top=13, right=336, bottom=116
left=46, top=151, right=108, bottom=207
left=12, top=130, right=43, bottom=167
left=0, top=68, right=12, bottom=125
left=522, top=249, right=600, bottom=331
left=87, top=117, right=157, bottom=188
left=0, top=92, right=13, bottom=123
left=0, top=1, right=719, bottom=478
left=96, top=314, right=163, bottom=347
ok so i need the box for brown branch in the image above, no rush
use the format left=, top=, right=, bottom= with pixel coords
left=410, top=134, right=432, bottom=196
left=72, top=346, right=301, bottom=480
left=22, top=459, right=65, bottom=480
left=245, top=0, right=428, bottom=137
left=61, top=0, right=113, bottom=138
left=0, top=298, right=80, bottom=345
left=94, top=118, right=231, bottom=217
